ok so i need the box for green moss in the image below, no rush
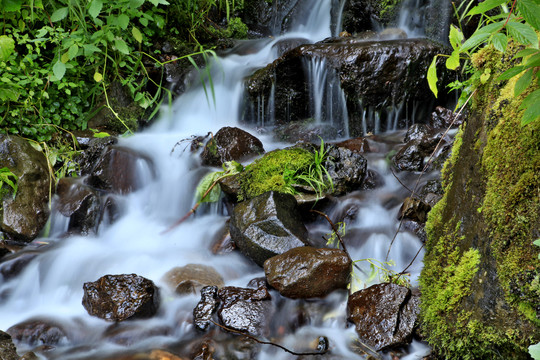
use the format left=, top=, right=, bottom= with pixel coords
left=226, top=17, right=248, bottom=39
left=440, top=124, right=464, bottom=188
left=239, top=147, right=315, bottom=201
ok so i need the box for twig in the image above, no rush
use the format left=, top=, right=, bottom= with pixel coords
left=210, top=320, right=328, bottom=356
left=310, top=209, right=349, bottom=255
left=396, top=243, right=425, bottom=283
left=390, top=168, right=415, bottom=194
left=385, top=89, right=477, bottom=262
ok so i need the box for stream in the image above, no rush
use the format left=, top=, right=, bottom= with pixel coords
left=0, top=0, right=451, bottom=358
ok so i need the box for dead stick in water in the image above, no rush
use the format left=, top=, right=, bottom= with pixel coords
left=210, top=320, right=328, bottom=356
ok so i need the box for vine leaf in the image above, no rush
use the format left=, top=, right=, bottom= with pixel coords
left=518, top=0, right=540, bottom=31
left=427, top=56, right=439, bottom=98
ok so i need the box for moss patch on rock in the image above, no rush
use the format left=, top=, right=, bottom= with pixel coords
left=420, top=44, right=540, bottom=359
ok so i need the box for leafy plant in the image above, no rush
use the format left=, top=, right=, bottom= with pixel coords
left=195, top=160, right=244, bottom=203
left=0, top=167, right=18, bottom=200
left=427, top=0, right=540, bottom=125
left=530, top=342, right=540, bottom=360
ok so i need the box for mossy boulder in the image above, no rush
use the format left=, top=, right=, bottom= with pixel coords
left=419, top=44, right=540, bottom=359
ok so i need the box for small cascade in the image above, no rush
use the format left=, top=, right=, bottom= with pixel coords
left=397, top=0, right=452, bottom=42
left=304, top=57, right=349, bottom=137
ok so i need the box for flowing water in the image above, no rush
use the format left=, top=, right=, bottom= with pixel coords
left=0, top=1, right=445, bottom=358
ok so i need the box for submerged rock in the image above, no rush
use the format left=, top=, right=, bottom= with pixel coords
left=7, top=319, right=69, bottom=347
left=347, top=283, right=419, bottom=351
left=163, top=264, right=224, bottom=295
left=0, top=135, right=51, bottom=241
left=217, top=285, right=272, bottom=336
left=430, top=106, right=463, bottom=129
left=193, top=286, right=219, bottom=331
left=55, top=178, right=100, bottom=235
left=82, top=274, right=159, bottom=322
left=264, top=246, right=351, bottom=298
left=201, top=127, right=264, bottom=167
left=230, top=191, right=309, bottom=267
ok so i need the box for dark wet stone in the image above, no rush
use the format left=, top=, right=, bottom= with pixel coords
left=347, top=283, right=419, bottom=351
left=55, top=178, right=100, bottom=235
left=404, top=124, right=434, bottom=143
left=419, top=179, right=444, bottom=207
left=325, top=146, right=368, bottom=195
left=103, top=323, right=171, bottom=346
left=361, top=169, right=385, bottom=190
left=264, top=246, right=351, bottom=298
left=398, top=197, right=431, bottom=223
left=241, top=0, right=305, bottom=36
left=272, top=38, right=309, bottom=57
left=334, top=137, right=370, bottom=153
left=0, top=135, right=51, bottom=241
left=86, top=146, right=154, bottom=194
left=162, top=264, right=224, bottom=295
left=0, top=330, right=19, bottom=360
left=192, top=340, right=215, bottom=360
left=393, top=129, right=447, bottom=172
left=201, top=127, right=264, bottom=167
left=217, top=286, right=272, bottom=336
left=341, top=0, right=380, bottom=33
left=273, top=122, right=339, bottom=143
left=82, top=274, right=159, bottom=322
left=77, top=136, right=118, bottom=176
left=430, top=106, right=464, bottom=129
left=7, top=319, right=68, bottom=346
left=229, top=191, right=309, bottom=267
left=193, top=286, right=219, bottom=331
left=402, top=219, right=428, bottom=243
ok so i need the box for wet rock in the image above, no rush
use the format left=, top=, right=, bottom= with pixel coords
left=0, top=330, right=19, bottom=360
left=362, top=169, right=385, bottom=190
left=162, top=264, right=224, bottom=295
left=217, top=286, right=272, bottom=336
left=0, top=135, right=51, bottom=241
left=419, top=179, right=444, bottom=207
left=402, top=219, right=428, bottom=243
left=393, top=129, right=447, bottom=172
left=334, top=137, right=370, bottom=153
left=55, top=177, right=100, bottom=235
left=264, top=246, right=351, bottom=298
left=7, top=319, right=68, bottom=346
left=193, top=286, right=220, bottom=331
left=77, top=137, right=119, bottom=176
left=347, top=283, right=419, bottom=351
left=273, top=122, right=339, bottom=143
left=397, top=197, right=431, bottom=223
left=341, top=0, right=379, bottom=34
left=230, top=191, right=309, bottom=267
left=241, top=0, right=304, bottom=36
left=430, top=106, right=464, bottom=129
left=403, top=124, right=434, bottom=143
left=82, top=274, right=159, bottom=322
left=325, top=146, right=368, bottom=195
left=103, top=323, right=172, bottom=346
left=201, top=127, right=264, bottom=167
left=0, top=251, right=38, bottom=281
left=192, top=340, right=215, bottom=360
left=272, top=38, right=309, bottom=57
left=86, top=146, right=154, bottom=194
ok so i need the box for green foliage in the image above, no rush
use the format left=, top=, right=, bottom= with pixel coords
left=427, top=0, right=540, bottom=125
left=531, top=341, right=540, bottom=360
left=0, top=167, right=18, bottom=200
left=535, top=239, right=540, bottom=260
left=195, top=160, right=243, bottom=203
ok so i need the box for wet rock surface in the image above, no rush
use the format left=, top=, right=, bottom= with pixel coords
left=217, top=286, right=272, bottom=336
left=398, top=197, right=431, bottom=223
left=201, top=127, right=264, bottom=167
left=7, top=319, right=68, bottom=347
left=393, top=126, right=449, bottom=172
left=163, top=264, right=224, bottom=295
left=264, top=246, right=351, bottom=298
left=82, top=274, right=159, bottom=322
left=0, top=135, right=51, bottom=241
left=193, top=286, right=220, bottom=331
left=55, top=178, right=101, bottom=235
left=347, top=283, right=420, bottom=351
left=85, top=146, right=154, bottom=194
left=0, top=251, right=39, bottom=281
left=430, top=106, right=464, bottom=129
left=325, top=145, right=368, bottom=195
left=230, top=191, right=309, bottom=267
left=0, top=330, right=19, bottom=360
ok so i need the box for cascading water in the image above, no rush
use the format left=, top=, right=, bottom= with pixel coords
left=0, top=1, right=436, bottom=359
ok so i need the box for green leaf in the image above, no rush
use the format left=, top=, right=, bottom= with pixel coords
left=0, top=35, right=15, bottom=61
left=531, top=342, right=540, bottom=360
left=51, top=7, right=68, bottom=22
left=514, top=49, right=539, bottom=58
left=466, top=0, right=507, bottom=16
left=492, top=32, right=507, bottom=52
left=196, top=171, right=223, bottom=203
left=1, top=0, right=23, bottom=12
left=83, top=44, right=101, bottom=56
left=496, top=65, right=525, bottom=81
left=68, top=44, right=79, bottom=60
left=427, top=56, right=438, bottom=98
left=0, top=87, right=20, bottom=101
left=132, top=27, right=143, bottom=43
left=93, top=71, right=103, bottom=82
left=93, top=131, right=110, bottom=138
left=148, top=0, right=169, bottom=5
left=449, top=25, right=464, bottom=51
left=52, top=60, right=66, bottom=80
left=446, top=51, right=461, bottom=70
left=118, top=14, right=130, bottom=30
left=129, top=0, right=145, bottom=8
left=61, top=51, right=70, bottom=63
left=506, top=21, right=538, bottom=47
left=461, top=21, right=505, bottom=52
left=88, top=0, right=103, bottom=18
left=534, top=239, right=540, bottom=247
left=521, top=102, right=540, bottom=126
left=514, top=68, right=534, bottom=96
left=518, top=0, right=540, bottom=31
left=114, top=39, right=130, bottom=54
left=520, top=89, right=540, bottom=110
left=524, top=53, right=540, bottom=67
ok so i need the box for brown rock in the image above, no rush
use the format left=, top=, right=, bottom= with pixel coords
left=162, top=264, right=224, bottom=295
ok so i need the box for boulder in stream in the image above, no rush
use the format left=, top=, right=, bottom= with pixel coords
left=347, top=283, right=419, bottom=351
left=82, top=274, right=159, bottom=322
left=163, top=264, right=224, bottom=295
left=230, top=191, right=309, bottom=267
left=0, top=135, right=51, bottom=241
left=7, top=319, right=69, bottom=347
left=200, top=127, right=264, bottom=167
left=325, top=145, right=368, bottom=195
left=193, top=286, right=220, bottom=331
left=264, top=246, right=351, bottom=298
left=55, top=177, right=101, bottom=235
left=0, top=330, right=19, bottom=360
